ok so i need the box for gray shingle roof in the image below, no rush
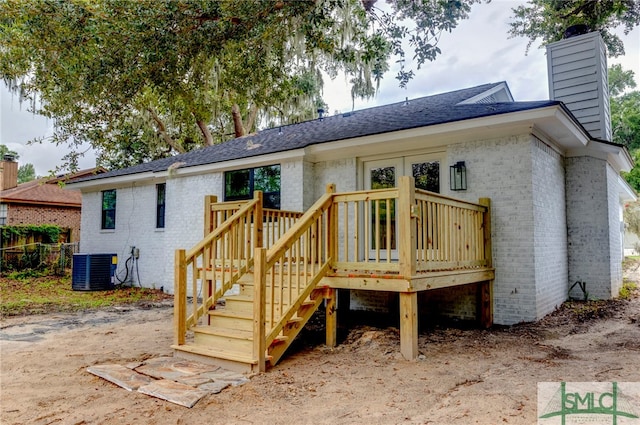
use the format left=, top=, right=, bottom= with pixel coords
left=75, top=82, right=559, bottom=182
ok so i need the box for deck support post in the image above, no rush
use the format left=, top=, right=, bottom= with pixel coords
left=253, top=248, right=267, bottom=373
left=478, top=198, right=493, bottom=328
left=399, top=291, right=418, bottom=359
left=174, top=249, right=187, bottom=346
left=325, top=288, right=337, bottom=347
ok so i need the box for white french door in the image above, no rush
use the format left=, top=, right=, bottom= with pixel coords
left=363, top=155, right=442, bottom=260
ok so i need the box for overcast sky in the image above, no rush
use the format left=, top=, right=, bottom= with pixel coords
left=1, top=0, right=639, bottom=176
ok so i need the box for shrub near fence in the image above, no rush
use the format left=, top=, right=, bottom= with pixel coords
left=0, top=224, right=76, bottom=274
left=0, top=243, right=79, bottom=275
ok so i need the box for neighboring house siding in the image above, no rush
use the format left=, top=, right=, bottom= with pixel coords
left=7, top=204, right=81, bottom=242
left=531, top=137, right=568, bottom=318
left=566, top=156, right=612, bottom=299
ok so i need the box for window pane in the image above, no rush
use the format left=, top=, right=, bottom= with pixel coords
left=369, top=167, right=396, bottom=250
left=254, top=165, right=280, bottom=193
left=156, top=183, right=166, bottom=228
left=370, top=166, right=395, bottom=189
left=412, top=161, right=439, bottom=193
left=225, top=169, right=251, bottom=199
left=102, top=190, right=116, bottom=229
left=255, top=165, right=280, bottom=209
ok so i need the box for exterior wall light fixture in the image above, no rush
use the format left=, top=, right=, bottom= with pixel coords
left=449, top=161, right=467, bottom=191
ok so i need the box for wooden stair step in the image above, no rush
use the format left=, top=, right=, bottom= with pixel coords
left=172, top=343, right=261, bottom=374
left=172, top=343, right=257, bottom=364
left=208, top=309, right=252, bottom=319
left=193, top=326, right=253, bottom=352
left=223, top=294, right=313, bottom=315
left=207, top=309, right=254, bottom=331
left=193, top=326, right=253, bottom=340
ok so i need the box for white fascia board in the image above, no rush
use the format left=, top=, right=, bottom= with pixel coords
left=618, top=175, right=637, bottom=202
left=549, top=107, right=591, bottom=148
left=67, top=172, right=160, bottom=191
left=154, top=149, right=306, bottom=178
left=566, top=140, right=634, bottom=173
left=67, top=149, right=306, bottom=192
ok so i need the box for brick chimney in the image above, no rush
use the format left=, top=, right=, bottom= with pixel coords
left=0, top=155, right=19, bottom=190
left=546, top=30, right=611, bottom=141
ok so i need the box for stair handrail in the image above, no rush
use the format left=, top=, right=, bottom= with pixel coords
left=252, top=184, right=336, bottom=370
left=175, top=194, right=262, bottom=345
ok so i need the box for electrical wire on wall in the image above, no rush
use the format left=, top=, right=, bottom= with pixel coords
left=114, top=246, right=142, bottom=287
left=113, top=183, right=143, bottom=288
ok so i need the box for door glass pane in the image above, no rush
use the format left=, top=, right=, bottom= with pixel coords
left=371, top=166, right=396, bottom=189
left=412, top=161, right=439, bottom=193
left=370, top=167, right=396, bottom=250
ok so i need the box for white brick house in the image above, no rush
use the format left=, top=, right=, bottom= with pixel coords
left=69, top=31, right=635, bottom=326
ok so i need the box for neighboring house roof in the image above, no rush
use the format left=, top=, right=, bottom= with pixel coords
left=73, top=82, right=567, bottom=184
left=1, top=167, right=105, bottom=207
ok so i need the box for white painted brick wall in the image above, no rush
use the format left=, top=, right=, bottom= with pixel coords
left=531, top=138, right=568, bottom=318
left=280, top=160, right=305, bottom=212
left=449, top=134, right=539, bottom=325
left=162, top=173, right=224, bottom=293
left=79, top=135, right=622, bottom=325
left=607, top=164, right=624, bottom=296
left=313, top=158, right=357, bottom=198
left=80, top=183, right=168, bottom=290
left=566, top=156, right=613, bottom=299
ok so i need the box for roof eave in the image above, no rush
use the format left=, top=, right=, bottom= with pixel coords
left=306, top=104, right=586, bottom=162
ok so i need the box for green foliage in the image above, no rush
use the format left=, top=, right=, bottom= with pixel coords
left=0, top=0, right=478, bottom=171
left=609, top=65, right=640, bottom=191
left=624, top=200, right=640, bottom=241
left=0, top=275, right=169, bottom=316
left=613, top=91, right=640, bottom=151
left=619, top=280, right=637, bottom=299
left=7, top=268, right=49, bottom=281
left=17, top=162, right=35, bottom=183
left=1, top=224, right=63, bottom=243
left=509, top=0, right=640, bottom=57
left=0, top=144, right=18, bottom=159
left=609, top=63, right=637, bottom=97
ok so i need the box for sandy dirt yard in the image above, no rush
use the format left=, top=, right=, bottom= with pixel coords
left=2, top=271, right=640, bottom=425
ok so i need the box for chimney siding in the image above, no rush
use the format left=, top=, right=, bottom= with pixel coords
left=546, top=31, right=611, bottom=141
left=0, top=160, right=19, bottom=191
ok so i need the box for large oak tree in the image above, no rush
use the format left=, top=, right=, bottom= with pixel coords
left=0, top=0, right=478, bottom=169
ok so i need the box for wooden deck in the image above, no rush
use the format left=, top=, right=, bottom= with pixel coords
left=173, top=177, right=493, bottom=372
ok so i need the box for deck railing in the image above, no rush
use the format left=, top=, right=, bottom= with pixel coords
left=252, top=184, right=336, bottom=370
left=174, top=194, right=263, bottom=345
left=330, top=176, right=490, bottom=277
left=205, top=196, right=303, bottom=248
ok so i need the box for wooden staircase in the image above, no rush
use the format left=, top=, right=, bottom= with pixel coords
left=173, top=188, right=336, bottom=373
left=173, top=178, right=494, bottom=372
